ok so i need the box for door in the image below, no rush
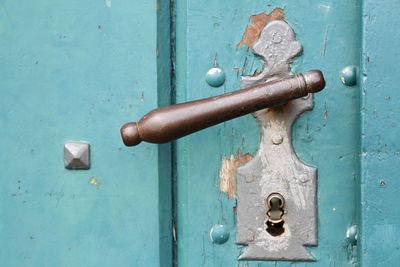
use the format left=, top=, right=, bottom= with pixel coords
left=1, top=1, right=399, bottom=266
left=0, top=1, right=172, bottom=266
left=174, top=0, right=399, bottom=266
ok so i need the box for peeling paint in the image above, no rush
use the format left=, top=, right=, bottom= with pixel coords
left=237, top=8, right=284, bottom=49
left=90, top=177, right=99, bottom=186
left=219, top=149, right=252, bottom=199
left=324, top=102, right=328, bottom=120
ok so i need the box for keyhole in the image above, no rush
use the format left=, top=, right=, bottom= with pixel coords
left=266, top=193, right=285, bottom=236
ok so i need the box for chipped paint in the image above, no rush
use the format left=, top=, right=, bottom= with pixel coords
left=237, top=8, right=284, bottom=49
left=318, top=4, right=332, bottom=11
left=90, top=177, right=99, bottom=186
left=321, top=26, right=329, bottom=57
left=219, top=149, right=252, bottom=199
left=324, top=102, right=328, bottom=120
left=105, top=0, right=112, bottom=7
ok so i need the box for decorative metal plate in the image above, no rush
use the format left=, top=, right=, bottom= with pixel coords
left=236, top=20, right=317, bottom=261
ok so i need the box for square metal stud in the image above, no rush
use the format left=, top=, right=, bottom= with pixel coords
left=64, top=142, right=90, bottom=169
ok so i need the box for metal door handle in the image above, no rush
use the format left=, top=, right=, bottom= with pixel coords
left=120, top=70, right=325, bottom=146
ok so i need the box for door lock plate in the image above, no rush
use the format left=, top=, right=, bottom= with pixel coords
left=236, top=20, right=317, bottom=261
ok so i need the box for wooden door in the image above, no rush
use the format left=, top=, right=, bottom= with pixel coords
left=0, top=1, right=172, bottom=266
left=2, top=0, right=400, bottom=266
left=174, top=1, right=361, bottom=266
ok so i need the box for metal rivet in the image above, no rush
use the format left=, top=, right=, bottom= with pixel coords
left=346, top=225, right=357, bottom=245
left=298, top=174, right=310, bottom=183
left=206, top=67, right=225, bottom=87
left=245, top=175, right=255, bottom=183
left=340, top=65, right=358, bottom=86
left=210, top=224, right=229, bottom=244
left=271, top=134, right=283, bottom=145
left=64, top=142, right=90, bottom=169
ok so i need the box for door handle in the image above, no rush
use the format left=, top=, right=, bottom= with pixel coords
left=120, top=70, right=325, bottom=146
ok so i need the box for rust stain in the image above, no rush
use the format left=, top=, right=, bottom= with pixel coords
left=219, top=149, right=253, bottom=199
left=237, top=8, right=285, bottom=49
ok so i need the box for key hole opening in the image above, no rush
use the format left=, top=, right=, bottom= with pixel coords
left=266, top=193, right=285, bottom=236
left=266, top=220, right=285, bottom=236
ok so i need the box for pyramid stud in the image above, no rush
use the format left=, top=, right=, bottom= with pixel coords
left=64, top=142, right=90, bottom=169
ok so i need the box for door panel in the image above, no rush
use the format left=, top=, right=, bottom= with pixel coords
left=175, top=1, right=361, bottom=266
left=0, top=1, right=172, bottom=266
left=360, top=0, right=400, bottom=265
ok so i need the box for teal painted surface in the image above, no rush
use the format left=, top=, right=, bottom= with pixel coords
left=5, top=1, right=399, bottom=265
left=175, top=1, right=361, bottom=266
left=360, top=0, right=400, bottom=265
left=0, top=1, right=172, bottom=266
left=205, top=67, right=226, bottom=88
left=340, top=66, right=358, bottom=87
left=210, top=224, right=230, bottom=245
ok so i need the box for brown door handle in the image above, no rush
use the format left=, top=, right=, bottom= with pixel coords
left=120, top=70, right=325, bottom=146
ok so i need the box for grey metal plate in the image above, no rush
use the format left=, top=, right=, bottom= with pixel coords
left=236, top=20, right=317, bottom=261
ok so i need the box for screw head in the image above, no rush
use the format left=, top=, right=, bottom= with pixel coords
left=205, top=67, right=225, bottom=87
left=271, top=134, right=284, bottom=145
left=210, top=224, right=229, bottom=244
left=245, top=174, right=255, bottom=183
left=298, top=174, right=310, bottom=183
left=340, top=65, right=358, bottom=86
left=64, top=142, right=90, bottom=169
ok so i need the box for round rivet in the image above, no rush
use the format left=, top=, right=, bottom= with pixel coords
left=298, top=174, right=310, bottom=183
left=206, top=67, right=225, bottom=87
left=271, top=134, right=283, bottom=145
left=210, top=224, right=229, bottom=244
left=245, top=175, right=255, bottom=183
left=340, top=65, right=358, bottom=86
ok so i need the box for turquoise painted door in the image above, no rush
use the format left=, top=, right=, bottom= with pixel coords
left=0, top=1, right=172, bottom=266
left=174, top=0, right=399, bottom=266
left=1, top=0, right=399, bottom=266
